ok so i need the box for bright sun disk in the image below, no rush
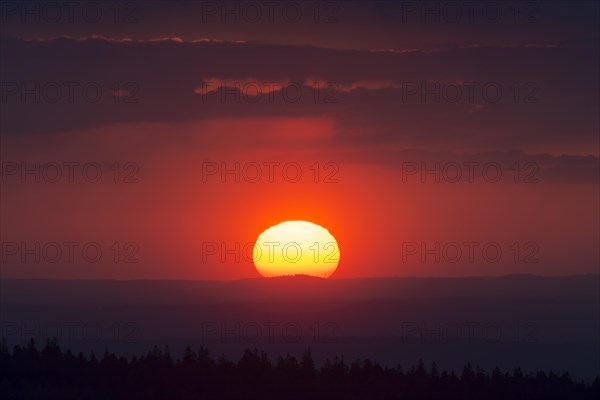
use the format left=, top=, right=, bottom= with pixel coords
left=253, top=220, right=340, bottom=278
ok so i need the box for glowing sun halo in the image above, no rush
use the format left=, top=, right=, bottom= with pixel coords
left=253, top=221, right=340, bottom=278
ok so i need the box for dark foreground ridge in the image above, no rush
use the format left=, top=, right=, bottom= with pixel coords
left=1, top=339, right=598, bottom=400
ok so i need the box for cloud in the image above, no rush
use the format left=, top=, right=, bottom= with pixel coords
left=0, top=36, right=597, bottom=158
left=194, top=78, right=291, bottom=96
left=19, top=35, right=247, bottom=44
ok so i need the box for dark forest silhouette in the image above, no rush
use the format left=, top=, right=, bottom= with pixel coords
left=1, top=338, right=598, bottom=400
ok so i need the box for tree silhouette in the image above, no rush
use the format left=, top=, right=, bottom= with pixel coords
left=0, top=338, right=597, bottom=399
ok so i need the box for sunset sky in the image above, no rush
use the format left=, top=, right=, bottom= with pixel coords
left=1, top=0, right=598, bottom=280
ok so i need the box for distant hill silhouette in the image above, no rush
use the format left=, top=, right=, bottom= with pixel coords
left=1, top=275, right=598, bottom=381
left=2, top=274, right=597, bottom=305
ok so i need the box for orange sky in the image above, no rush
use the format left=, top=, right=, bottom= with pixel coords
left=0, top=1, right=598, bottom=280
left=1, top=117, right=598, bottom=279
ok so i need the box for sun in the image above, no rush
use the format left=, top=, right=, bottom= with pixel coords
left=253, top=220, right=340, bottom=278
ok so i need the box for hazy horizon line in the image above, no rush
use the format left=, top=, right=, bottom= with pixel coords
left=1, top=273, right=598, bottom=283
